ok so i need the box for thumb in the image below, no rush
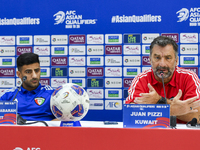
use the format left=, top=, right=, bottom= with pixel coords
left=148, top=83, right=155, bottom=92
left=174, top=89, right=182, bottom=101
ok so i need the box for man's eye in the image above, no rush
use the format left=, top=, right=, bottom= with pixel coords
left=26, top=71, right=31, bottom=73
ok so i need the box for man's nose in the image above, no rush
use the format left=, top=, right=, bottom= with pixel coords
left=32, top=71, right=37, bottom=78
left=159, top=58, right=167, bottom=67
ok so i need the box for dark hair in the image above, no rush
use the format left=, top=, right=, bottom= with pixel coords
left=17, top=53, right=40, bottom=71
left=150, top=36, right=178, bottom=58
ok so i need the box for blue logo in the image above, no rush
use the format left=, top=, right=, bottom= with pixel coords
left=124, top=34, right=141, bottom=44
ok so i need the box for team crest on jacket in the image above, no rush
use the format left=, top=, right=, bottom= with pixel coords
left=34, top=97, right=45, bottom=106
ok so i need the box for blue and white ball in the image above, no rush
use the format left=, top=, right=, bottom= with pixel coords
left=50, top=83, right=90, bottom=121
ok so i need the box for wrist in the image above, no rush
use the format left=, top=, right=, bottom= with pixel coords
left=157, top=96, right=166, bottom=104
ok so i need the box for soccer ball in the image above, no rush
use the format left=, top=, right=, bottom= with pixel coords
left=50, top=83, right=90, bottom=121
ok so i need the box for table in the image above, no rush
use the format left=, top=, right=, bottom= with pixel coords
left=1, top=121, right=199, bottom=150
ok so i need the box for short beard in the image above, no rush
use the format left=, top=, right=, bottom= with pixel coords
left=152, top=66, right=172, bottom=79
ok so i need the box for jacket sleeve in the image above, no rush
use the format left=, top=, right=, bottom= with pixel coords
left=125, top=75, right=148, bottom=104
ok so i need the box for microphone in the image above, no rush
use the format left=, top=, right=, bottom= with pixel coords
left=186, top=118, right=200, bottom=128
left=160, top=71, right=167, bottom=104
left=11, top=76, right=28, bottom=125
left=160, top=71, right=176, bottom=128
left=12, top=76, right=27, bottom=101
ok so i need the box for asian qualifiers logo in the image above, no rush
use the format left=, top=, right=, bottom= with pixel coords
left=53, top=10, right=97, bottom=29
left=176, top=8, right=189, bottom=22
left=176, top=7, right=200, bottom=26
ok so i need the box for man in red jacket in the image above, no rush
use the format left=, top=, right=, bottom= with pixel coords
left=125, top=36, right=200, bottom=123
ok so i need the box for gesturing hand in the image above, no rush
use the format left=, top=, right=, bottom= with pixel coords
left=170, top=89, right=200, bottom=116
left=134, top=83, right=161, bottom=104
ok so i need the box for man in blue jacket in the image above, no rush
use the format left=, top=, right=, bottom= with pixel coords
left=0, top=53, right=56, bottom=121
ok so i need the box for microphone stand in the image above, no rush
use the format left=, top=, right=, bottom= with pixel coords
left=160, top=71, right=176, bottom=128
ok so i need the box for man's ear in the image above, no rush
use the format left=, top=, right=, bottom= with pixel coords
left=176, top=56, right=179, bottom=66
left=16, top=71, right=22, bottom=78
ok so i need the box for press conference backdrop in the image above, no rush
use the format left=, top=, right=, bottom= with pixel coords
left=0, top=0, right=200, bottom=121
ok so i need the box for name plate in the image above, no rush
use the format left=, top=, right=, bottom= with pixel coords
left=123, top=104, right=170, bottom=128
left=0, top=101, right=17, bottom=125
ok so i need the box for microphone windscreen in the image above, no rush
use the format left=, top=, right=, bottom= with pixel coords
left=191, top=118, right=197, bottom=126
left=22, top=76, right=27, bottom=82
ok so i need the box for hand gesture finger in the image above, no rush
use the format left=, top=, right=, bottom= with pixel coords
left=148, top=83, right=155, bottom=92
left=174, top=89, right=182, bottom=101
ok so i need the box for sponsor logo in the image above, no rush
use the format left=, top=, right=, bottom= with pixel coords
left=89, top=100, right=104, bottom=110
left=180, top=56, right=198, bottom=66
left=142, top=67, right=151, bottom=72
left=161, top=33, right=179, bottom=43
left=69, top=35, right=85, bottom=44
left=0, top=78, right=15, bottom=87
left=40, top=78, right=50, bottom=86
left=105, top=45, right=122, bottom=55
left=180, top=44, right=198, bottom=54
left=51, top=35, right=68, bottom=45
left=87, top=34, right=104, bottom=44
left=182, top=67, right=198, bottom=75
left=51, top=46, right=67, bottom=55
left=34, top=35, right=50, bottom=45
left=0, top=36, right=15, bottom=45
left=180, top=33, right=198, bottom=43
left=105, top=78, right=122, bottom=88
left=105, top=67, right=122, bottom=77
left=0, top=17, right=40, bottom=26
left=69, top=57, right=85, bottom=66
left=52, top=68, right=67, bottom=77
left=142, top=45, right=150, bottom=54
left=69, top=46, right=85, bottom=55
left=123, top=45, right=141, bottom=54
left=105, top=34, right=122, bottom=44
left=124, top=67, right=140, bottom=77
left=87, top=45, right=104, bottom=55
left=87, top=67, right=103, bottom=76
left=89, top=57, right=101, bottom=65
left=69, top=67, right=85, bottom=77
left=0, top=68, right=15, bottom=77
left=123, top=78, right=133, bottom=87
left=0, top=47, right=15, bottom=56
left=51, top=57, right=67, bottom=66
left=87, top=57, right=104, bottom=66
left=39, top=57, right=50, bottom=66
left=51, top=78, right=67, bottom=87
left=142, top=56, right=151, bottom=65
left=105, top=100, right=122, bottom=110
left=87, top=89, right=103, bottom=99
left=17, top=36, right=32, bottom=45
left=40, top=67, right=50, bottom=77
left=69, top=78, right=85, bottom=87
left=87, top=78, right=104, bottom=88
left=105, top=56, right=122, bottom=66
left=176, top=7, right=200, bottom=26
left=17, top=46, right=32, bottom=55
left=123, top=56, right=140, bottom=66
left=183, top=57, right=195, bottom=64
left=142, top=34, right=160, bottom=43
left=111, top=14, right=161, bottom=23
left=124, top=34, right=141, bottom=44
left=53, top=10, right=97, bottom=29
left=1, top=58, right=13, bottom=66
left=34, top=46, right=50, bottom=55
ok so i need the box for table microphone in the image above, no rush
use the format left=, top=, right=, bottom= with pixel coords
left=11, top=76, right=28, bottom=124
left=186, top=118, right=200, bottom=128
left=160, top=71, right=177, bottom=128
left=12, top=76, right=27, bottom=101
